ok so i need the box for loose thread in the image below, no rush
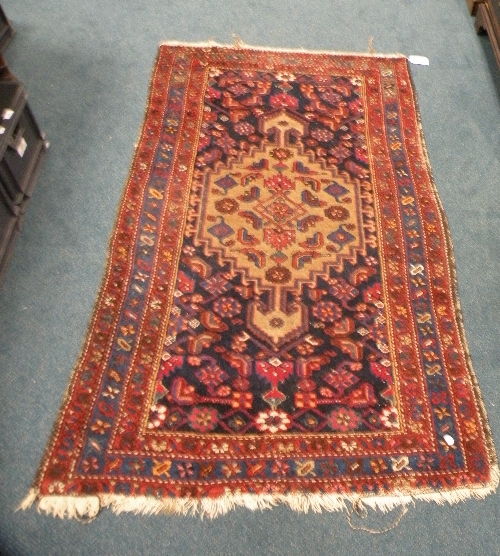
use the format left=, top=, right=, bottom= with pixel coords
left=232, top=34, right=245, bottom=48
left=346, top=501, right=409, bottom=534
left=368, top=36, right=376, bottom=54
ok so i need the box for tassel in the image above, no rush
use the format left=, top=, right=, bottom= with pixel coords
left=17, top=489, right=38, bottom=511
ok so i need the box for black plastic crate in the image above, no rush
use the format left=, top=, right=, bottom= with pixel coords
left=1, top=101, right=48, bottom=201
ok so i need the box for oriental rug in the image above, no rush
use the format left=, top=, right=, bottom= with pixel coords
left=23, top=43, right=498, bottom=520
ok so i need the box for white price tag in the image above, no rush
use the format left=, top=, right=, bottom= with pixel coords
left=0, top=126, right=5, bottom=135
left=408, top=55, right=430, bottom=66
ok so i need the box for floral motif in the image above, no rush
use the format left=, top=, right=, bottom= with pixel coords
left=188, top=407, right=219, bottom=432
left=255, top=410, right=291, bottom=433
left=380, top=406, right=399, bottom=429
left=312, top=300, right=342, bottom=322
left=148, top=404, right=167, bottom=429
left=234, top=121, right=255, bottom=136
left=325, top=206, right=350, bottom=221
left=264, top=174, right=295, bottom=192
left=263, top=229, right=295, bottom=250
left=213, top=297, right=242, bottom=317
left=269, top=93, right=299, bottom=109
left=265, top=200, right=295, bottom=223
left=270, top=147, right=293, bottom=161
left=271, top=460, right=291, bottom=476
left=195, top=364, right=229, bottom=388
left=215, top=198, right=239, bottom=214
left=324, top=369, right=359, bottom=391
left=310, top=128, right=335, bottom=142
left=328, top=277, right=359, bottom=301
left=265, top=265, right=292, bottom=284
left=327, top=408, right=362, bottom=431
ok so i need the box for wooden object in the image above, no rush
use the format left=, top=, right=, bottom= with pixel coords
left=474, top=0, right=500, bottom=69
left=467, top=0, right=483, bottom=15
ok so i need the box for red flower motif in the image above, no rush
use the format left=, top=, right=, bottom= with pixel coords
left=263, top=229, right=295, bottom=250
left=324, top=206, right=350, bottom=221
left=264, top=174, right=295, bottom=192
left=188, top=407, right=219, bottom=432
left=213, top=296, right=242, bottom=317
left=328, top=277, right=358, bottom=301
left=270, top=147, right=292, bottom=161
left=195, top=364, right=229, bottom=388
left=369, top=362, right=392, bottom=381
left=363, top=283, right=382, bottom=303
left=255, top=360, right=293, bottom=386
left=234, top=121, right=255, bottom=136
left=197, top=134, right=211, bottom=151
left=265, top=265, right=292, bottom=284
left=327, top=408, right=361, bottom=432
left=310, top=128, right=334, bottom=142
left=269, top=93, right=299, bottom=109
left=312, top=300, right=342, bottom=322
left=271, top=461, right=290, bottom=476
left=206, top=87, right=221, bottom=100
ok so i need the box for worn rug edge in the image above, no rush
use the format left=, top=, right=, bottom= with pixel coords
left=18, top=468, right=500, bottom=520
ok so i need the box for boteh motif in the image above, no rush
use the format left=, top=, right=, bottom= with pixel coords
left=25, top=45, right=498, bottom=520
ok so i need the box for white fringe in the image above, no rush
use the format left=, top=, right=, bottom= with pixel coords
left=157, top=38, right=406, bottom=59
left=18, top=464, right=499, bottom=521
left=19, top=489, right=101, bottom=521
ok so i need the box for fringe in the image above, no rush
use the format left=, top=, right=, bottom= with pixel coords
left=19, top=464, right=499, bottom=521
left=157, top=38, right=406, bottom=59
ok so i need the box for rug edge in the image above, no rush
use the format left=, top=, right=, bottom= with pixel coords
left=18, top=465, right=500, bottom=520
left=26, top=47, right=168, bottom=493
left=158, top=38, right=407, bottom=59
left=404, top=62, right=499, bottom=472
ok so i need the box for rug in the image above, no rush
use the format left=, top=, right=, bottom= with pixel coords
left=22, top=42, right=498, bottom=520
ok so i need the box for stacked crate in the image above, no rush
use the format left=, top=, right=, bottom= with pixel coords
left=0, top=7, right=48, bottom=285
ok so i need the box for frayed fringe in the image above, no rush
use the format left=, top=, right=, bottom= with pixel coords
left=19, top=489, right=101, bottom=521
left=157, top=39, right=406, bottom=59
left=19, top=465, right=499, bottom=521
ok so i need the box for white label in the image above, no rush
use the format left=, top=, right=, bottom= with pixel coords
left=16, top=137, right=27, bottom=157
left=2, top=108, right=14, bottom=120
left=0, top=126, right=5, bottom=134
left=408, top=55, right=430, bottom=66
left=443, top=434, right=455, bottom=446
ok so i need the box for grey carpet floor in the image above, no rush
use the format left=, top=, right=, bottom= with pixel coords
left=0, top=1, right=499, bottom=554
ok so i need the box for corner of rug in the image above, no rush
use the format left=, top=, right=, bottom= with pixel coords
left=17, top=489, right=39, bottom=512
left=17, top=490, right=101, bottom=521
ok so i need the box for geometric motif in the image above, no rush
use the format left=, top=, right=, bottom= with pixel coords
left=159, top=78, right=387, bottom=435
left=24, top=44, right=498, bottom=521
